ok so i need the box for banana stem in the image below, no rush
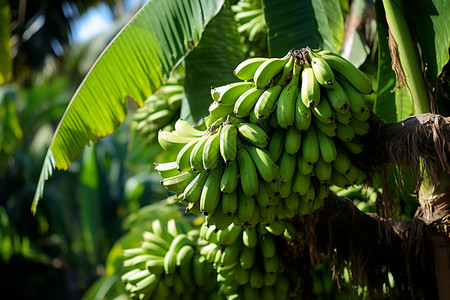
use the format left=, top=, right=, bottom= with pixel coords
left=381, top=0, right=430, bottom=114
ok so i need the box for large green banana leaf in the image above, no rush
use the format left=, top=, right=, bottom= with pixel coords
left=32, top=0, right=225, bottom=213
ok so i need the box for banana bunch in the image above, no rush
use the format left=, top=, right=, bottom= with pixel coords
left=121, top=219, right=218, bottom=299
left=231, top=0, right=268, bottom=57
left=132, top=83, right=184, bottom=144
left=198, top=221, right=298, bottom=299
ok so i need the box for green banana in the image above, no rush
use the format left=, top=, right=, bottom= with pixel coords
left=167, top=219, right=182, bottom=239
left=154, top=161, right=179, bottom=178
left=199, top=168, right=222, bottom=215
left=253, top=85, right=283, bottom=120
left=259, top=204, right=277, bottom=225
left=314, top=156, right=333, bottom=182
left=302, top=125, right=320, bottom=165
left=160, top=171, right=198, bottom=194
left=240, top=244, right=257, bottom=270
left=213, top=204, right=235, bottom=230
left=332, top=149, right=351, bottom=175
left=297, top=151, right=314, bottom=175
left=277, top=60, right=301, bottom=129
left=295, top=94, right=312, bottom=132
left=263, top=255, right=279, bottom=274
left=301, top=64, right=320, bottom=108
left=320, top=52, right=373, bottom=94
left=278, top=176, right=293, bottom=198
left=234, top=87, right=265, bottom=117
left=164, top=248, right=177, bottom=274
left=336, top=122, right=356, bottom=141
left=255, top=181, right=271, bottom=208
left=176, top=139, right=199, bottom=172
left=254, top=52, right=292, bottom=89
left=334, top=108, right=353, bottom=124
left=189, top=132, right=211, bottom=171
left=202, top=128, right=222, bottom=171
left=176, top=245, right=195, bottom=267
left=220, top=124, right=238, bottom=164
left=236, top=122, right=269, bottom=148
left=313, top=117, right=337, bottom=137
left=184, top=170, right=209, bottom=203
left=325, top=80, right=349, bottom=113
left=234, top=264, right=250, bottom=285
left=312, top=95, right=335, bottom=124
left=234, top=57, right=269, bottom=80
left=158, top=130, right=200, bottom=153
left=278, top=150, right=297, bottom=183
left=222, top=190, right=238, bottom=216
left=220, top=159, right=240, bottom=194
left=317, top=129, right=337, bottom=163
left=140, top=241, right=169, bottom=257
left=260, top=234, right=276, bottom=258
left=208, top=101, right=234, bottom=118
left=350, top=119, right=370, bottom=136
left=284, top=192, right=300, bottom=212
left=331, top=169, right=350, bottom=188
left=268, top=128, right=285, bottom=162
left=237, top=149, right=259, bottom=197
left=292, top=172, right=311, bottom=195
left=309, top=50, right=335, bottom=88
left=264, top=271, right=278, bottom=287
left=144, top=109, right=174, bottom=127
left=211, top=81, right=255, bottom=105
left=301, top=182, right=316, bottom=203
left=249, top=265, right=265, bottom=289
left=338, top=76, right=371, bottom=121
left=175, top=119, right=205, bottom=137
left=341, top=139, right=364, bottom=154
left=219, top=223, right=243, bottom=246
left=243, top=226, right=258, bottom=248
left=187, top=197, right=202, bottom=215
left=193, top=256, right=206, bottom=287
left=247, top=146, right=280, bottom=183
left=284, top=125, right=302, bottom=155
left=274, top=55, right=295, bottom=86
left=237, top=187, right=257, bottom=224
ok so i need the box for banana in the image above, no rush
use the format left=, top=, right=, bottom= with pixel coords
left=243, top=226, right=258, bottom=248
left=278, top=176, right=293, bottom=198
left=190, top=132, right=211, bottom=171
left=320, top=53, right=373, bottom=94
left=297, top=151, right=314, bottom=175
left=255, top=181, right=270, bottom=208
left=302, top=125, right=320, bottom=165
left=175, top=119, right=205, bottom=137
left=284, top=192, right=300, bottom=212
left=208, top=101, right=234, bottom=118
left=202, top=129, right=222, bottom=171
left=176, top=245, right=195, bottom=267
left=254, top=52, right=292, bottom=89
left=264, top=271, right=278, bottom=287
left=151, top=219, right=171, bottom=242
left=237, top=188, right=257, bottom=225
left=314, top=156, right=333, bottom=182
left=278, top=150, right=297, bottom=183
left=334, top=108, right=353, bottom=124
left=160, top=171, right=198, bottom=193
left=129, top=273, right=160, bottom=295
left=220, top=124, right=238, bottom=164
left=331, top=169, right=351, bottom=188
left=211, top=82, right=255, bottom=105
left=264, top=255, right=279, bottom=274
left=145, top=259, right=165, bottom=275
left=184, top=170, right=209, bottom=203
left=295, top=94, right=312, bottom=132
left=338, top=76, right=371, bottom=121
left=199, top=168, right=222, bottom=215
left=259, top=204, right=277, bottom=225
left=220, top=159, right=240, bottom=194
left=333, top=149, right=351, bottom=174
left=301, top=182, right=316, bottom=203
left=154, top=161, right=180, bottom=178
left=350, top=119, right=370, bottom=136
left=274, top=55, right=295, bottom=86
left=313, top=117, right=337, bottom=137
left=253, top=85, right=283, bottom=120
left=141, top=241, right=170, bottom=257
left=167, top=219, right=182, bottom=239
left=237, top=149, right=259, bottom=197
left=260, top=234, right=276, bottom=258
left=292, top=172, right=311, bottom=195
left=234, top=87, right=265, bottom=117
left=222, top=190, right=238, bottom=216
left=317, top=183, right=330, bottom=202
left=164, top=248, right=177, bottom=274
left=240, top=243, right=257, bottom=269
left=213, top=204, right=235, bottom=230
left=312, top=95, right=335, bottom=124
left=247, top=146, right=280, bottom=183
left=234, top=264, right=250, bottom=285
left=301, top=64, right=321, bottom=108
left=284, top=126, right=302, bottom=155
left=236, top=122, right=269, bottom=148
left=176, top=139, right=199, bottom=172
left=234, top=57, right=269, bottom=80
left=325, top=80, right=350, bottom=114
left=219, top=223, right=243, bottom=246
left=158, top=130, right=200, bottom=153
left=268, top=128, right=285, bottom=162
left=187, top=197, right=202, bottom=215
left=341, top=139, right=364, bottom=154
left=309, top=51, right=335, bottom=88
left=249, top=265, right=264, bottom=289
left=143, top=231, right=172, bottom=249
left=344, top=164, right=360, bottom=184
left=193, top=256, right=206, bottom=287
left=144, top=109, right=174, bottom=127
left=316, top=129, right=337, bottom=163
left=276, top=60, right=301, bottom=129
left=336, top=122, right=355, bottom=141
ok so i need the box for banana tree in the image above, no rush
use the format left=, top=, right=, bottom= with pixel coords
left=32, top=0, right=449, bottom=298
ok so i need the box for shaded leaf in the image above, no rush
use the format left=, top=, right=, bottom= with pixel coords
left=182, top=5, right=245, bottom=125
left=0, top=0, right=12, bottom=84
